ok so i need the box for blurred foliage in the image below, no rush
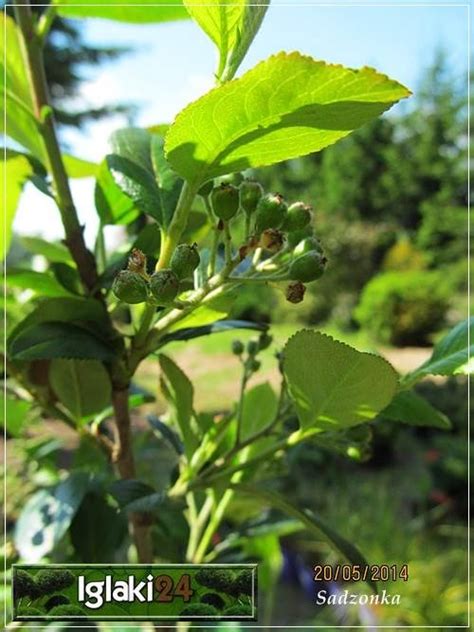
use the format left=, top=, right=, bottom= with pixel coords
left=382, top=237, right=427, bottom=272
left=4, top=0, right=131, bottom=128
left=355, top=270, right=450, bottom=346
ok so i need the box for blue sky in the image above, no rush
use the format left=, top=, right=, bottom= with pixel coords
left=14, top=1, right=470, bottom=243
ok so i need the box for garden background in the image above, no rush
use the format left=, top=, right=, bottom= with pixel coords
left=3, top=1, right=470, bottom=629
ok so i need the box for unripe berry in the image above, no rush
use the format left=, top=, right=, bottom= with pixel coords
left=149, top=269, right=179, bottom=305
left=210, top=183, right=240, bottom=221
left=282, top=202, right=313, bottom=232
left=232, top=339, right=245, bottom=355
left=112, top=270, right=148, bottom=304
left=294, top=236, right=324, bottom=257
left=170, top=243, right=200, bottom=280
left=247, top=339, right=259, bottom=356
left=286, top=226, right=313, bottom=249
left=285, top=281, right=306, bottom=304
left=247, top=358, right=261, bottom=373
left=289, top=251, right=327, bottom=283
left=255, top=193, right=288, bottom=233
left=239, top=179, right=263, bottom=215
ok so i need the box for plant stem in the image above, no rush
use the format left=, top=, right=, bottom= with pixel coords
left=156, top=181, right=198, bottom=270
left=235, top=363, right=249, bottom=446
left=111, top=389, right=154, bottom=563
left=14, top=1, right=154, bottom=564
left=13, top=1, right=99, bottom=296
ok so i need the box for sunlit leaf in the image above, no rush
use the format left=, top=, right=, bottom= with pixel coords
left=54, top=0, right=189, bottom=23
left=1, top=153, right=33, bottom=259
left=166, top=52, right=411, bottom=185
left=283, top=330, right=398, bottom=432
left=0, top=15, right=46, bottom=161
left=402, top=318, right=473, bottom=386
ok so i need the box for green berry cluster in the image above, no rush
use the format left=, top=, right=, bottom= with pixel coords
left=112, top=245, right=200, bottom=306
left=232, top=331, right=273, bottom=374
left=201, top=173, right=327, bottom=300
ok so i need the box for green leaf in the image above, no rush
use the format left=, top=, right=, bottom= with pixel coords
left=63, top=154, right=98, bottom=178
left=7, top=296, right=110, bottom=351
left=70, top=492, right=128, bottom=562
left=148, top=415, right=184, bottom=455
left=240, top=382, right=277, bottom=442
left=49, top=358, right=112, bottom=421
left=151, top=134, right=183, bottom=226
left=95, top=159, right=140, bottom=225
left=165, top=52, right=410, bottom=185
left=1, top=153, right=33, bottom=260
left=283, top=330, right=398, bottom=432
left=9, top=322, right=116, bottom=361
left=232, top=483, right=376, bottom=592
left=0, top=394, right=32, bottom=437
left=224, top=1, right=269, bottom=80
left=382, top=390, right=451, bottom=430
left=20, top=237, right=72, bottom=264
left=158, top=354, right=199, bottom=459
left=14, top=472, right=92, bottom=561
left=184, top=1, right=268, bottom=81
left=159, top=318, right=267, bottom=347
left=107, top=128, right=181, bottom=226
left=109, top=479, right=156, bottom=507
left=54, top=0, right=189, bottom=23
left=133, top=223, right=162, bottom=256
left=1, top=16, right=46, bottom=161
left=7, top=268, right=74, bottom=297
left=402, top=318, right=473, bottom=386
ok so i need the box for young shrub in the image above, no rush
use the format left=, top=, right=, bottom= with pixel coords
left=195, top=569, right=236, bottom=594
left=232, top=569, right=253, bottom=596
left=35, top=569, right=75, bottom=595
left=13, top=569, right=39, bottom=600
left=200, top=592, right=226, bottom=609
left=355, top=270, right=450, bottom=346
left=223, top=603, right=253, bottom=616
left=48, top=604, right=87, bottom=617
left=44, top=594, right=71, bottom=611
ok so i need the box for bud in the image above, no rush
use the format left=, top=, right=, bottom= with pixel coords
left=247, top=339, right=259, bottom=356
left=232, top=339, right=245, bottom=356
left=210, top=183, right=240, bottom=221
left=255, top=193, right=288, bottom=233
left=127, top=248, right=147, bottom=276
left=112, top=270, right=148, bottom=304
left=258, top=332, right=273, bottom=351
left=170, top=243, right=201, bottom=280
left=285, top=281, right=306, bottom=304
left=198, top=180, right=214, bottom=198
left=282, top=202, right=313, bottom=232
left=247, top=358, right=261, bottom=373
left=294, top=236, right=324, bottom=257
left=286, top=226, right=313, bottom=249
left=259, top=229, right=285, bottom=253
left=239, top=179, right=263, bottom=215
left=289, top=251, right=327, bottom=283
left=149, top=269, right=179, bottom=305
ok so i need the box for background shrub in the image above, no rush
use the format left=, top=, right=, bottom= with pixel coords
left=354, top=270, right=450, bottom=345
